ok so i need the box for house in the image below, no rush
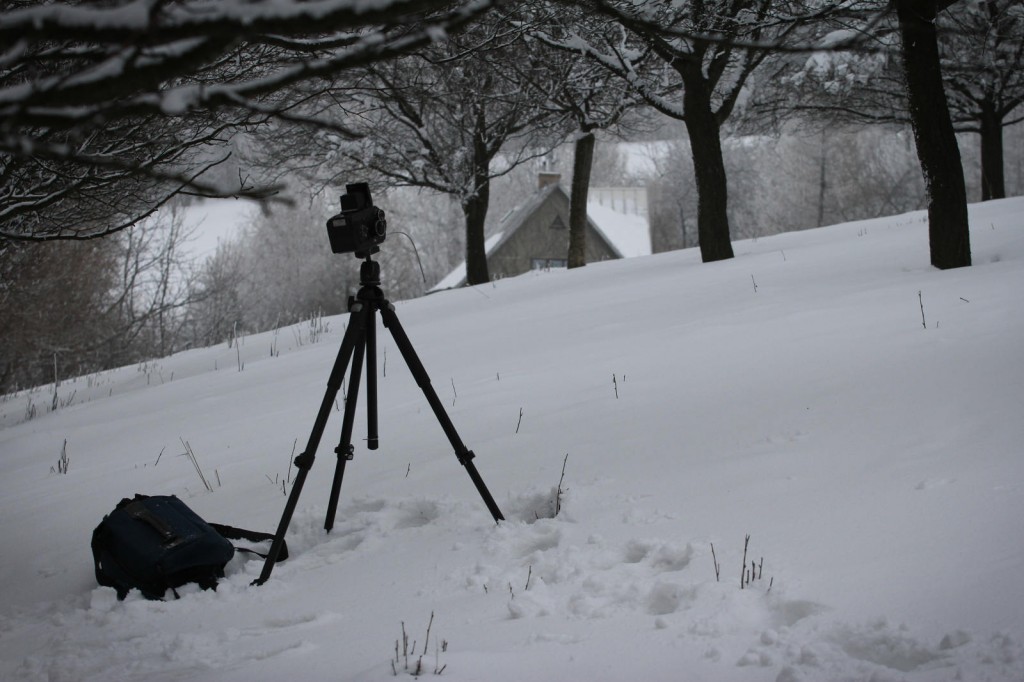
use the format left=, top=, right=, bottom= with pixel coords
left=432, top=174, right=651, bottom=290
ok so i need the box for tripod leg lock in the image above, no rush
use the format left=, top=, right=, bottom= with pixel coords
left=457, top=449, right=476, bottom=466
left=294, top=451, right=314, bottom=470
left=335, top=444, right=355, bottom=461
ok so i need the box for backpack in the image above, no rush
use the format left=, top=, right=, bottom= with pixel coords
left=91, top=494, right=287, bottom=600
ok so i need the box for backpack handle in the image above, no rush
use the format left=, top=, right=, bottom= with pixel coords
left=125, top=500, right=184, bottom=547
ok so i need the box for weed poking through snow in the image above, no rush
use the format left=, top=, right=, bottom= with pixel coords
left=740, top=534, right=771, bottom=591
left=555, top=453, right=569, bottom=517
left=392, top=612, right=446, bottom=676
left=50, top=439, right=69, bottom=474
left=710, top=536, right=772, bottom=591
left=179, top=438, right=213, bottom=492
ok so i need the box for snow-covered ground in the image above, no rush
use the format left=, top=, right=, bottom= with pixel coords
left=1, top=198, right=1023, bottom=681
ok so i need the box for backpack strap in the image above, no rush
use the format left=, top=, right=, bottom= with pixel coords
left=208, top=523, right=289, bottom=561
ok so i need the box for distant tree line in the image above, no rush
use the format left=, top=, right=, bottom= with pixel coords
left=1, top=206, right=198, bottom=390
left=0, top=184, right=458, bottom=393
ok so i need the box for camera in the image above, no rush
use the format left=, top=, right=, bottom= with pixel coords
left=326, top=183, right=387, bottom=257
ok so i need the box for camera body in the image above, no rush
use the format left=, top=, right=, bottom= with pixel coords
left=326, top=183, right=387, bottom=258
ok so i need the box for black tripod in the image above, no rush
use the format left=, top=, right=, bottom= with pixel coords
left=255, top=257, right=504, bottom=585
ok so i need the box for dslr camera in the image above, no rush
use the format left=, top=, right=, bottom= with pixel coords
left=326, top=183, right=387, bottom=258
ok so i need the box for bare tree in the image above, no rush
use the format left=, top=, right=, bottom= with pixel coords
left=720, top=128, right=925, bottom=235
left=744, top=0, right=979, bottom=268
left=231, top=194, right=357, bottom=332
left=896, top=0, right=970, bottom=268
left=186, top=239, right=250, bottom=349
left=271, top=14, right=569, bottom=285
left=0, top=0, right=499, bottom=242
left=0, top=238, right=117, bottom=391
left=942, top=0, right=1024, bottom=200
left=749, top=0, right=1022, bottom=204
left=0, top=204, right=198, bottom=391
left=557, top=0, right=810, bottom=264
left=107, top=205, right=200, bottom=360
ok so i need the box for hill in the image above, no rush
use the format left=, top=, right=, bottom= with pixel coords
left=1, top=198, right=1023, bottom=681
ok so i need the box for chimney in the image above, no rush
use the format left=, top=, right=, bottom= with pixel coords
left=538, top=172, right=561, bottom=189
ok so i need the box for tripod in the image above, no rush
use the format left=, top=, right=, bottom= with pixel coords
left=255, top=256, right=504, bottom=585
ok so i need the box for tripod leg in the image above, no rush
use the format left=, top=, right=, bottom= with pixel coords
left=365, top=306, right=379, bottom=450
left=254, top=305, right=368, bottom=586
left=379, top=304, right=505, bottom=523
left=324, top=316, right=367, bottom=531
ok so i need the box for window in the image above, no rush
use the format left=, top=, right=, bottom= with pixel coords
left=549, top=215, right=567, bottom=230
left=531, top=258, right=568, bottom=270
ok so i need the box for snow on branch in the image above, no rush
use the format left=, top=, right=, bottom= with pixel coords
left=572, top=0, right=893, bottom=55
left=1, top=0, right=495, bottom=124
left=0, top=0, right=497, bottom=241
left=0, top=0, right=476, bottom=43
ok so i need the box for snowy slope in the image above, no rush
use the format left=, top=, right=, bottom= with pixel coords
left=1, top=198, right=1023, bottom=682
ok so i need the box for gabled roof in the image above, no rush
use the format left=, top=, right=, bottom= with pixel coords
left=485, top=182, right=565, bottom=259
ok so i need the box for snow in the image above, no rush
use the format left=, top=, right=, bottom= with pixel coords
left=0, top=1, right=436, bottom=33
left=2, top=198, right=1024, bottom=681
left=0, top=0, right=154, bottom=32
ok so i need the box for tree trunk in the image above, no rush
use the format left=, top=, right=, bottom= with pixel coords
left=896, top=0, right=971, bottom=269
left=682, top=69, right=734, bottom=263
left=979, top=100, right=1005, bottom=200
left=679, top=201, right=688, bottom=250
left=463, top=185, right=490, bottom=286
left=568, top=130, right=595, bottom=269
left=464, top=116, right=492, bottom=286
left=817, top=131, right=828, bottom=227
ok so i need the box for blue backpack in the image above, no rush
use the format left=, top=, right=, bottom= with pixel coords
left=91, top=494, right=286, bottom=600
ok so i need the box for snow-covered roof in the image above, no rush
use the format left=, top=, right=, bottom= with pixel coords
left=587, top=201, right=651, bottom=258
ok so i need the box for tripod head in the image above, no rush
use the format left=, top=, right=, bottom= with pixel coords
left=352, top=256, right=386, bottom=317
left=359, top=257, right=382, bottom=288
